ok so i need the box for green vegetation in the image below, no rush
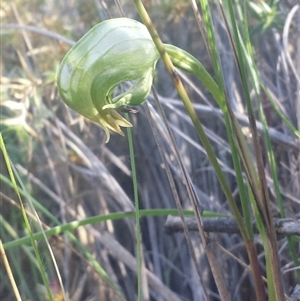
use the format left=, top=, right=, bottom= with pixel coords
left=1, top=0, right=299, bottom=300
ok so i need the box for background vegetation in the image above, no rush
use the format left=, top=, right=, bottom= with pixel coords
left=1, top=0, right=299, bottom=300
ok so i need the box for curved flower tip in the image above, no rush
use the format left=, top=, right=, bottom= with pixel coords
left=97, top=108, right=132, bottom=143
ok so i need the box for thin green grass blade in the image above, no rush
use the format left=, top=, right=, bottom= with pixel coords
left=241, top=4, right=300, bottom=280
left=3, top=208, right=228, bottom=250
left=166, top=30, right=254, bottom=243
left=261, top=86, right=300, bottom=138
left=224, top=1, right=285, bottom=299
left=0, top=171, right=126, bottom=301
left=198, top=0, right=227, bottom=107
left=0, top=133, right=54, bottom=301
left=197, top=1, right=273, bottom=299
left=1, top=215, right=40, bottom=300
left=195, top=0, right=257, bottom=241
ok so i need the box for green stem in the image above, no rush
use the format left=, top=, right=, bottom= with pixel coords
left=126, top=114, right=143, bottom=301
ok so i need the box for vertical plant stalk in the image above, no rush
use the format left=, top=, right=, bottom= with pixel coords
left=245, top=0, right=300, bottom=284
left=194, top=1, right=270, bottom=299
left=131, top=1, right=232, bottom=300
left=126, top=115, right=143, bottom=301
left=221, top=1, right=285, bottom=299
left=196, top=0, right=270, bottom=299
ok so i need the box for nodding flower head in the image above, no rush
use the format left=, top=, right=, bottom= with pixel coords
left=57, top=18, right=160, bottom=142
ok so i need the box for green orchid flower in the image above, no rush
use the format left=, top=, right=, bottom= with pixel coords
left=57, top=17, right=216, bottom=142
